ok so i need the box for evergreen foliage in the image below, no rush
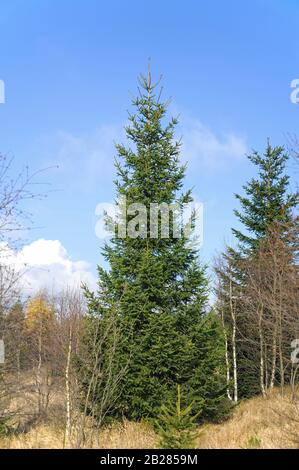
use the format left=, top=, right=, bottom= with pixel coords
left=83, top=69, right=227, bottom=421
left=217, top=142, right=297, bottom=399
left=233, top=142, right=297, bottom=253
left=156, top=384, right=200, bottom=449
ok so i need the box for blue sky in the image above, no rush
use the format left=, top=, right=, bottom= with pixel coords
left=0, top=0, right=298, bottom=291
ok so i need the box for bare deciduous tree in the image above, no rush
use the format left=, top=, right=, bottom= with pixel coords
left=243, top=221, right=299, bottom=397
left=74, top=300, right=128, bottom=448
left=215, top=254, right=239, bottom=403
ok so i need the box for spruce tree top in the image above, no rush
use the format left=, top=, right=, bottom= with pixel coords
left=114, top=68, right=188, bottom=207
left=232, top=141, right=297, bottom=253
left=90, top=67, right=207, bottom=323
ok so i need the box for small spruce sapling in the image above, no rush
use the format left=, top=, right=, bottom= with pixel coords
left=156, top=384, right=202, bottom=449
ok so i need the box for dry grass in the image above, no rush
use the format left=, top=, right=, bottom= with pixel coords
left=0, top=388, right=298, bottom=449
left=96, top=420, right=158, bottom=449
left=197, top=389, right=299, bottom=449
left=0, top=420, right=158, bottom=449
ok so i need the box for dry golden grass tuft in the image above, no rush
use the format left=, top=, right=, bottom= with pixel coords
left=0, top=388, right=298, bottom=449
left=0, top=420, right=158, bottom=449
left=96, top=420, right=158, bottom=449
left=197, top=389, right=299, bottom=449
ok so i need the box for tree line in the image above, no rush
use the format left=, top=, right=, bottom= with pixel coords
left=0, top=70, right=298, bottom=447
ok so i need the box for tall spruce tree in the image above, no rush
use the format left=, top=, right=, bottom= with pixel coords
left=84, top=69, right=227, bottom=421
left=218, top=142, right=297, bottom=399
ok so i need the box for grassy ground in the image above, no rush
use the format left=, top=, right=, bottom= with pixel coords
left=0, top=388, right=298, bottom=448
left=197, top=390, right=298, bottom=448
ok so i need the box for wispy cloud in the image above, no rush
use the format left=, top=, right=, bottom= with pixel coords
left=179, top=115, right=247, bottom=171
left=38, top=114, right=247, bottom=200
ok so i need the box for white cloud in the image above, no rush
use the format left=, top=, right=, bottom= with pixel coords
left=0, top=239, right=96, bottom=295
left=179, top=116, right=247, bottom=171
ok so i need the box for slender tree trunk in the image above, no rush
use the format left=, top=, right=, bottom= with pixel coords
left=36, top=327, right=42, bottom=415
left=269, top=325, right=277, bottom=389
left=258, top=304, right=266, bottom=397
left=64, top=326, right=73, bottom=447
left=220, top=308, right=232, bottom=401
left=290, top=364, right=299, bottom=401
left=278, top=280, right=284, bottom=396
left=229, top=280, right=238, bottom=403
left=270, top=269, right=278, bottom=390
left=16, top=349, right=21, bottom=392
left=279, top=334, right=284, bottom=396
left=44, top=365, right=51, bottom=414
